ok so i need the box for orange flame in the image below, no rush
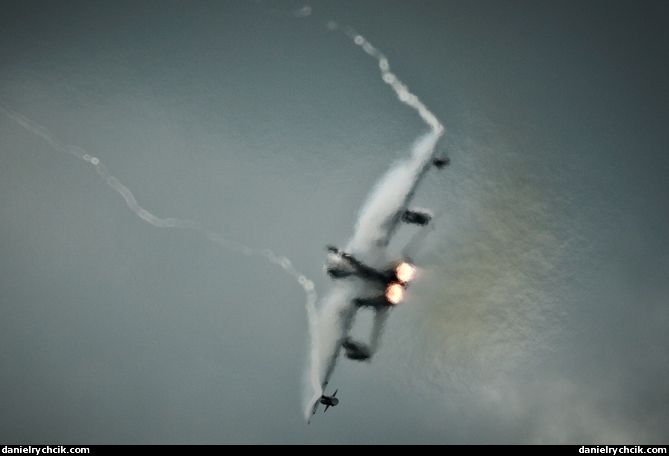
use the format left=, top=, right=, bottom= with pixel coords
left=395, top=262, right=416, bottom=284
left=385, top=283, right=405, bottom=304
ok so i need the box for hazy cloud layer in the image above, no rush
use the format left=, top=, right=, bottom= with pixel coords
left=1, top=0, right=667, bottom=444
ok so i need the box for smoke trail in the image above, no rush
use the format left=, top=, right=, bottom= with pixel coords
left=329, top=22, right=444, bottom=136
left=0, top=104, right=318, bottom=336
left=377, top=129, right=569, bottom=404
left=254, top=0, right=311, bottom=18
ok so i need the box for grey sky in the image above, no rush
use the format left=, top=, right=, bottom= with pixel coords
left=1, top=0, right=667, bottom=444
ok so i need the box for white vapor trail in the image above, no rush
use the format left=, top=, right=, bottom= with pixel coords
left=0, top=104, right=318, bottom=336
left=336, top=23, right=444, bottom=135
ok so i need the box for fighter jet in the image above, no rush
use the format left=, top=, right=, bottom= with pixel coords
left=306, top=132, right=449, bottom=421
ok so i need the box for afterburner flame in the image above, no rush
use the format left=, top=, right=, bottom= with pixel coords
left=385, top=282, right=405, bottom=304
left=395, top=262, right=416, bottom=283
